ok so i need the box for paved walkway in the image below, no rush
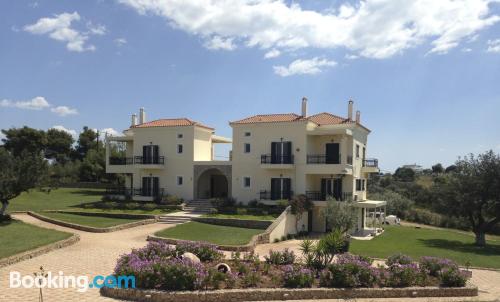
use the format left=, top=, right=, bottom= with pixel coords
left=2, top=214, right=499, bottom=301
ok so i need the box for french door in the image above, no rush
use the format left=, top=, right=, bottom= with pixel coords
left=142, top=145, right=159, bottom=164
left=271, top=141, right=292, bottom=164
left=325, top=143, right=340, bottom=164
left=142, top=176, right=159, bottom=196
left=321, top=178, right=342, bottom=200
left=271, top=178, right=291, bottom=200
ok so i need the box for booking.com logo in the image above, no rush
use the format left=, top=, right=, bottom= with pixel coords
left=10, top=271, right=135, bottom=293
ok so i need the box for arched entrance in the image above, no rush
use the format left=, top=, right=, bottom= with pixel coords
left=196, top=168, right=229, bottom=199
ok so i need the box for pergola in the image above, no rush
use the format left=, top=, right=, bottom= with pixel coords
left=354, top=200, right=387, bottom=231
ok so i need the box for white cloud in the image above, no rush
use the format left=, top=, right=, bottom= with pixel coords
left=101, top=128, right=122, bottom=138
left=51, top=106, right=79, bottom=116
left=23, top=12, right=104, bottom=52
left=204, top=36, right=236, bottom=51
left=51, top=125, right=78, bottom=138
left=273, top=57, right=337, bottom=77
left=462, top=47, right=473, bottom=52
left=114, top=38, right=127, bottom=46
left=487, top=39, right=500, bottom=53
left=118, top=0, right=500, bottom=59
left=345, top=54, right=359, bottom=60
left=0, top=96, right=50, bottom=110
left=264, top=49, right=281, bottom=59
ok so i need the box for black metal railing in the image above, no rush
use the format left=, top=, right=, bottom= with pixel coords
left=133, top=188, right=165, bottom=197
left=134, top=156, right=165, bottom=165
left=362, top=158, right=378, bottom=168
left=109, top=157, right=134, bottom=165
left=260, top=154, right=294, bottom=164
left=305, top=191, right=353, bottom=201
left=259, top=190, right=294, bottom=200
left=306, top=154, right=341, bottom=164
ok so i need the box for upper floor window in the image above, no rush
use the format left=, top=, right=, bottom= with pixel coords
left=244, top=132, right=251, bottom=137
left=243, top=177, right=251, bottom=188
left=362, top=147, right=366, bottom=160
left=177, top=176, right=183, bottom=186
left=244, top=143, right=251, bottom=153
left=177, top=144, right=183, bottom=154
left=356, top=144, right=360, bottom=158
left=356, top=179, right=362, bottom=191
left=362, top=179, right=366, bottom=191
left=177, top=133, right=183, bottom=139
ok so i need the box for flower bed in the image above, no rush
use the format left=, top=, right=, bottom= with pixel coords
left=111, top=242, right=473, bottom=292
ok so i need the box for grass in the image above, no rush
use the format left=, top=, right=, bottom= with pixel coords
left=350, top=225, right=500, bottom=269
left=0, top=220, right=72, bottom=259
left=8, top=188, right=104, bottom=212
left=38, top=212, right=144, bottom=228
left=155, top=221, right=263, bottom=246
left=202, top=213, right=277, bottom=221
left=73, top=208, right=178, bottom=215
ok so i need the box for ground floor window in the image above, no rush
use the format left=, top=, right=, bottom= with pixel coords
left=243, top=177, right=251, bottom=188
left=177, top=176, right=183, bottom=186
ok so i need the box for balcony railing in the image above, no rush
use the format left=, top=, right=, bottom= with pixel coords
left=305, top=191, right=353, bottom=201
left=260, top=154, right=294, bottom=164
left=259, top=190, right=294, bottom=200
left=134, top=156, right=165, bottom=165
left=109, top=157, right=134, bottom=165
left=362, top=158, right=378, bottom=168
left=306, top=154, right=342, bottom=164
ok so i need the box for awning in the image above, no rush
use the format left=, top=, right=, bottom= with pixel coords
left=353, top=200, right=387, bottom=208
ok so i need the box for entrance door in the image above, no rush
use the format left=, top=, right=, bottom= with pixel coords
left=321, top=178, right=342, bottom=200
left=325, top=143, right=340, bottom=164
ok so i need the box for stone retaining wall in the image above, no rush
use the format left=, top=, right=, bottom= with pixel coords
left=45, top=210, right=157, bottom=220
left=0, top=233, right=80, bottom=268
left=28, top=211, right=156, bottom=233
left=101, top=284, right=478, bottom=302
left=147, top=234, right=266, bottom=252
left=191, top=217, right=272, bottom=229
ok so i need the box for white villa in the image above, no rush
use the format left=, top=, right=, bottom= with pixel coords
left=105, top=98, right=386, bottom=235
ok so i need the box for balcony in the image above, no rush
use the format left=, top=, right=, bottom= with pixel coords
left=260, top=154, right=294, bottom=169
left=304, top=154, right=353, bottom=175
left=362, top=158, right=379, bottom=173
left=109, top=157, right=134, bottom=165
left=134, top=156, right=165, bottom=165
left=305, top=191, right=353, bottom=201
left=259, top=190, right=294, bottom=201
left=307, top=154, right=341, bottom=164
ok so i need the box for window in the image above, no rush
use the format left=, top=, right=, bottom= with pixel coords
left=356, top=179, right=362, bottom=191
left=244, top=143, right=251, bottom=153
left=362, top=147, right=366, bottom=160
left=362, top=179, right=366, bottom=191
left=243, top=177, right=251, bottom=188
left=356, top=144, right=360, bottom=158
left=244, top=132, right=251, bottom=137
left=177, top=133, right=183, bottom=139
left=177, top=176, right=183, bottom=186
left=177, top=144, right=183, bottom=154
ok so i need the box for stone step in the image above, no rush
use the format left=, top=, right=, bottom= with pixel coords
left=157, top=216, right=192, bottom=224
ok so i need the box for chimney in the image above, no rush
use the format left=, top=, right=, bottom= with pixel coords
left=356, top=110, right=361, bottom=123
left=139, top=107, right=146, bottom=124
left=348, top=99, right=354, bottom=120
left=301, top=97, right=308, bottom=117
left=131, top=114, right=137, bottom=127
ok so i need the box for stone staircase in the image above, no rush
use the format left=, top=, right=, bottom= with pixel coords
left=182, top=199, right=214, bottom=213
left=157, top=215, right=193, bottom=224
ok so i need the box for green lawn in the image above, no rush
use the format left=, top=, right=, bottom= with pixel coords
left=73, top=208, right=178, bottom=215
left=350, top=225, right=500, bottom=269
left=155, top=221, right=263, bottom=246
left=38, top=212, right=144, bottom=228
left=0, top=220, right=72, bottom=259
left=8, top=188, right=104, bottom=212
left=202, top=213, right=277, bottom=221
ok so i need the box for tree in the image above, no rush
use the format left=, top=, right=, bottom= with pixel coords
left=46, top=128, right=74, bottom=163
left=76, top=126, right=98, bottom=159
left=79, top=148, right=105, bottom=182
left=445, top=165, right=457, bottom=173
left=0, top=148, right=48, bottom=217
left=324, top=199, right=358, bottom=234
left=432, top=163, right=444, bottom=174
left=394, top=167, right=416, bottom=182
left=440, top=150, right=500, bottom=246
left=1, top=127, right=47, bottom=156
left=289, top=194, right=313, bottom=232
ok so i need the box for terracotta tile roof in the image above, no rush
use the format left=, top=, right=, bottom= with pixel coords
left=229, top=113, right=306, bottom=124
left=230, top=111, right=370, bottom=131
left=132, top=118, right=214, bottom=130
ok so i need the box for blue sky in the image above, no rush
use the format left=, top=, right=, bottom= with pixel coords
left=1, top=0, right=500, bottom=172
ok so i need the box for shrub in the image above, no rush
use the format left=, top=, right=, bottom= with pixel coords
left=203, top=268, right=236, bottom=290
left=210, top=197, right=236, bottom=208
left=264, top=249, right=296, bottom=265
left=0, top=214, right=12, bottom=222
left=162, top=195, right=184, bottom=205
left=387, top=263, right=420, bottom=287
left=175, top=241, right=223, bottom=262
left=419, top=256, right=457, bottom=277
left=141, top=203, right=157, bottom=211
left=320, top=254, right=378, bottom=288
left=241, top=270, right=261, bottom=287
left=386, top=253, right=413, bottom=266
left=440, top=267, right=468, bottom=287
left=99, top=201, right=119, bottom=209
left=282, top=265, right=314, bottom=288
left=123, top=202, right=140, bottom=210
